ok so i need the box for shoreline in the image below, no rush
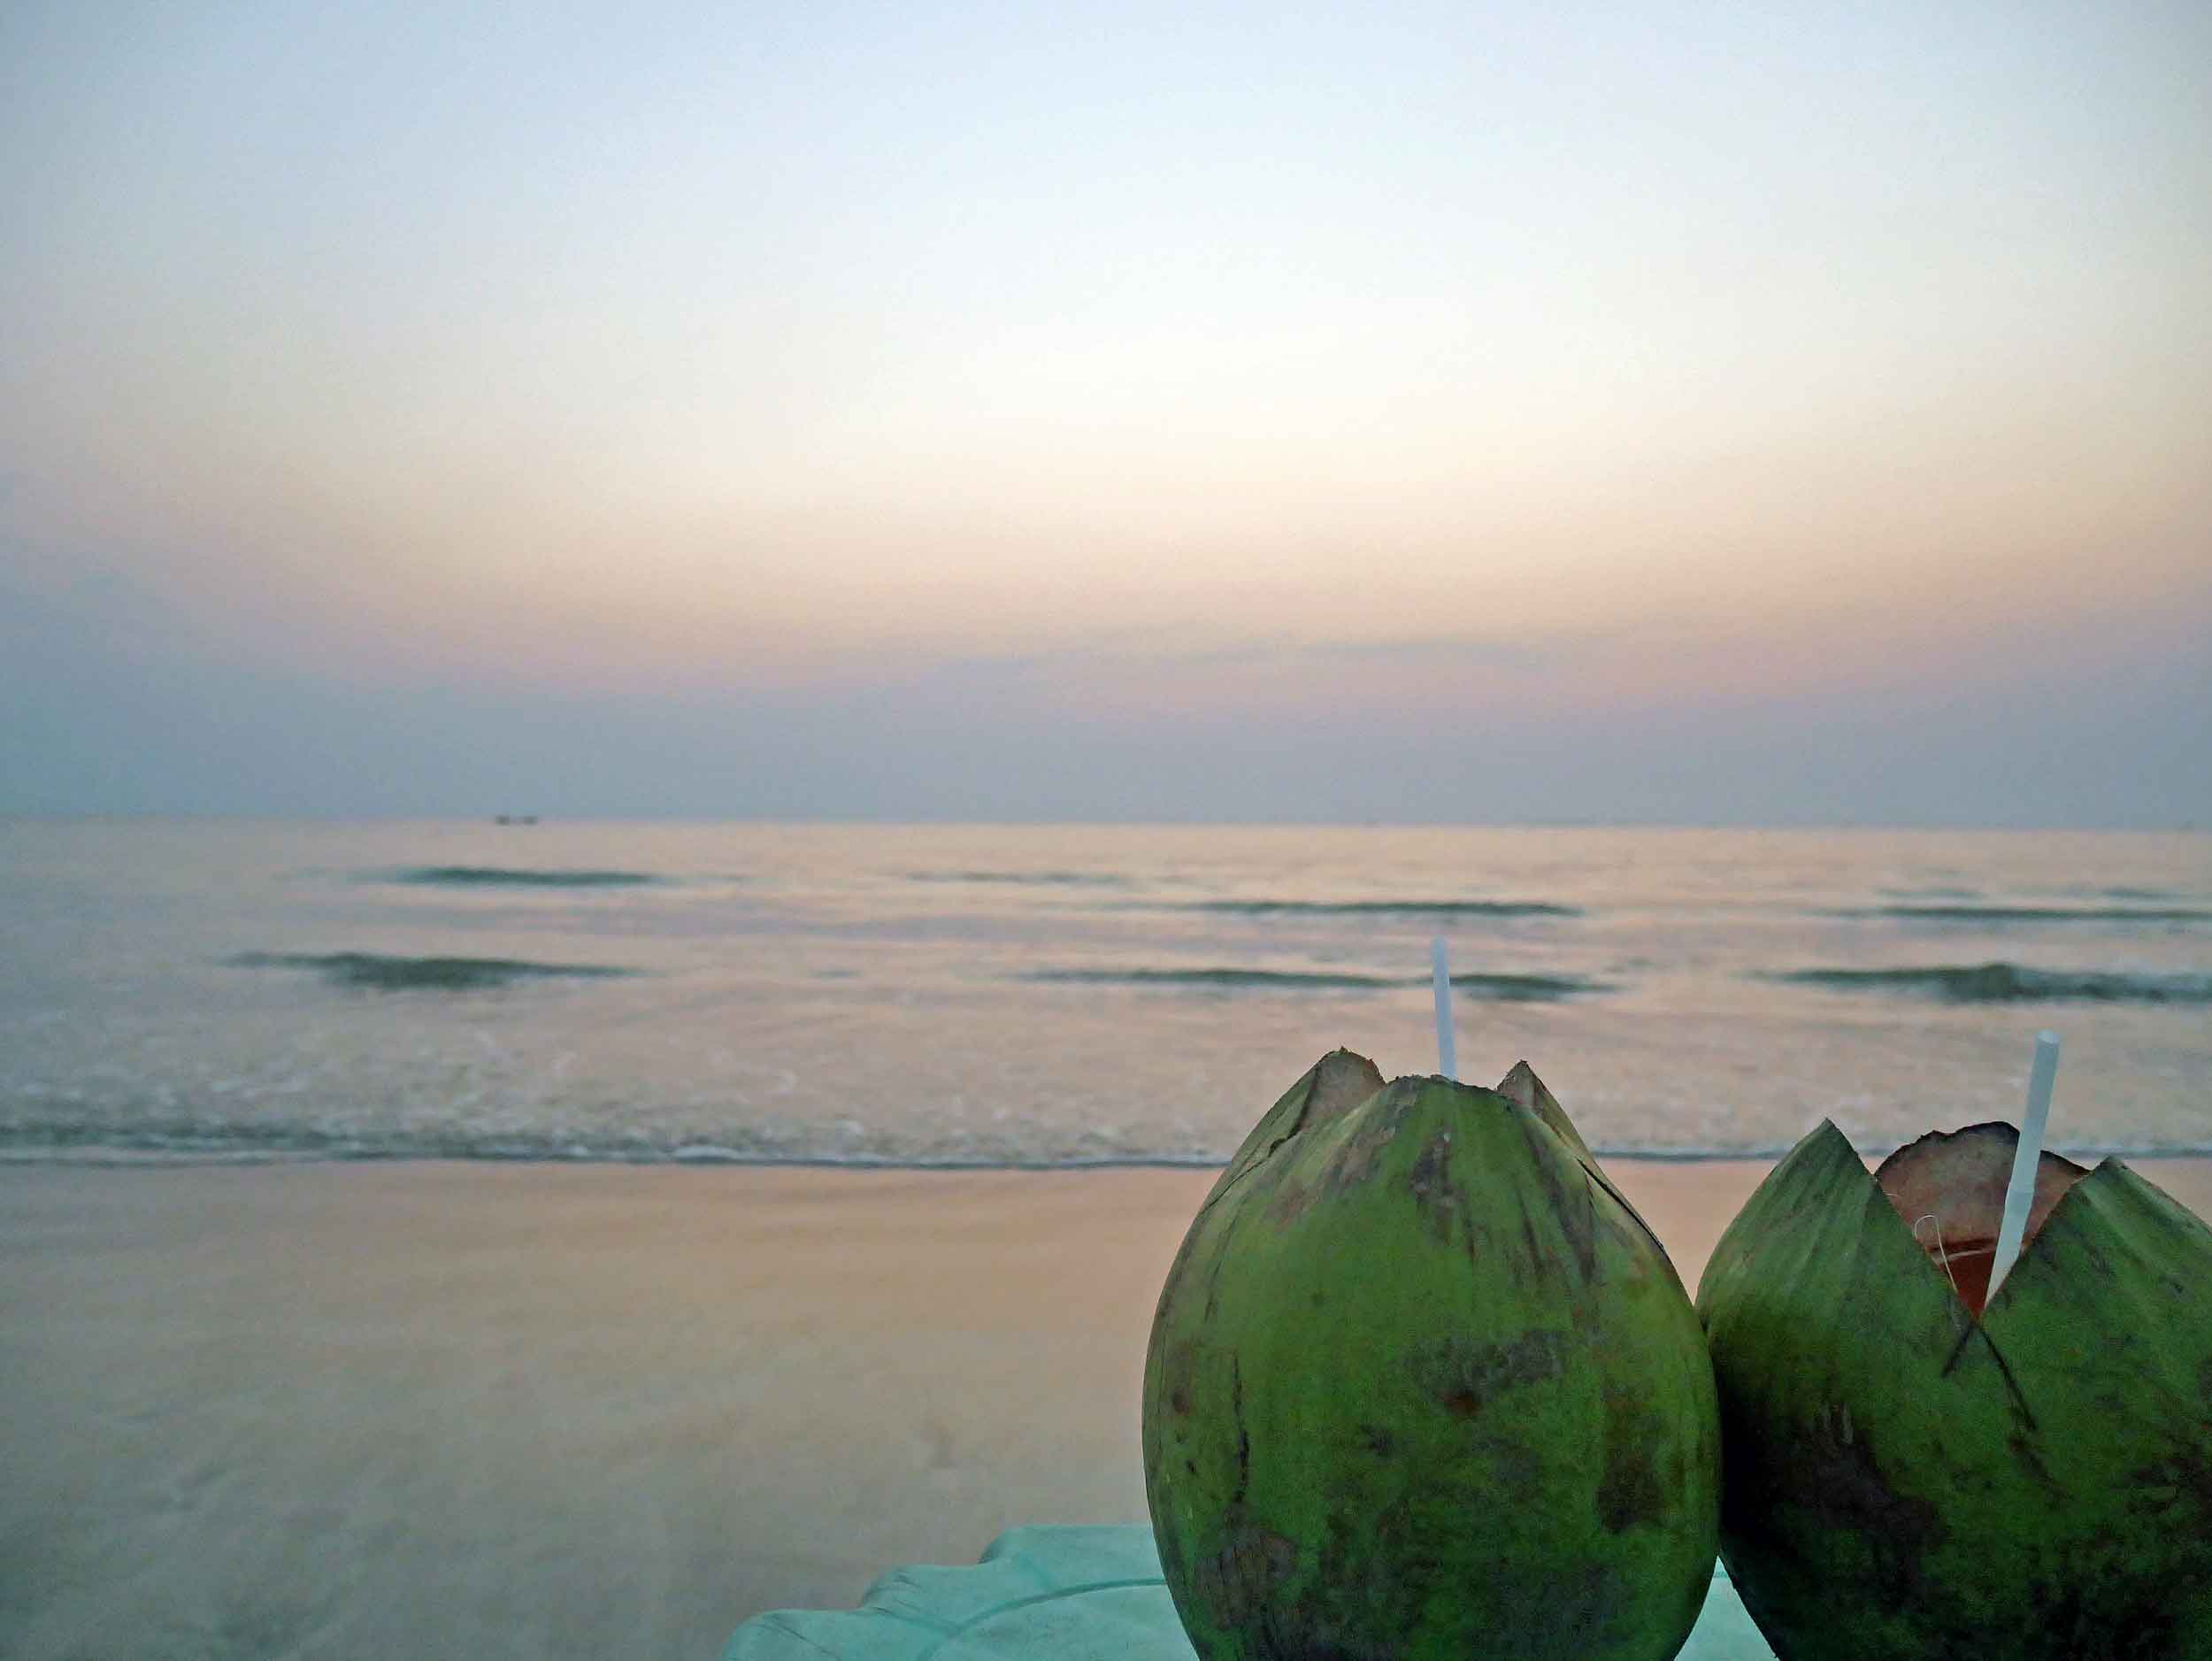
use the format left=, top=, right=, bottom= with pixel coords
left=8, top=1157, right=2211, bottom=1660
left=12, top=1142, right=2212, bottom=1171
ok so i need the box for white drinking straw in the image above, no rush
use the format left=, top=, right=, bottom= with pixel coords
left=1987, top=1031, right=2062, bottom=1301
left=1431, top=935, right=1457, bottom=1080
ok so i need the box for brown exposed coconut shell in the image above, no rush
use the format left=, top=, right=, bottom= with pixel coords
left=1873, top=1121, right=2088, bottom=1315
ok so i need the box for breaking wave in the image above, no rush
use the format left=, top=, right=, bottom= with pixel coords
left=1838, top=904, right=2209, bottom=924
left=388, top=866, right=665, bottom=888
left=1770, top=963, right=2212, bottom=1004
left=1026, top=966, right=1406, bottom=991
left=906, top=870, right=1130, bottom=887
left=1189, top=899, right=1580, bottom=918
left=12, top=1119, right=2208, bottom=1169
left=1025, top=967, right=1605, bottom=1000
left=227, top=951, right=642, bottom=990
left=0, top=1118, right=1229, bottom=1170
left=1446, top=972, right=1607, bottom=1001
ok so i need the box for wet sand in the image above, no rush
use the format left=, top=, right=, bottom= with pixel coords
left=4, top=1157, right=2208, bottom=1660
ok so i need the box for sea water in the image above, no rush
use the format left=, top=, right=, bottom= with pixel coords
left=1, top=820, right=2205, bottom=1165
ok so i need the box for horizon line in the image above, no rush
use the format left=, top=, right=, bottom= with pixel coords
left=2, top=811, right=2202, bottom=834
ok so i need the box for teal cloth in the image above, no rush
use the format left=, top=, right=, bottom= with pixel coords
left=725, top=1526, right=1778, bottom=1660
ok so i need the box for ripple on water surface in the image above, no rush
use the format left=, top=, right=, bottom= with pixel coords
left=384, top=865, right=667, bottom=888
left=1770, top=964, right=2212, bottom=1004
left=227, top=951, right=643, bottom=990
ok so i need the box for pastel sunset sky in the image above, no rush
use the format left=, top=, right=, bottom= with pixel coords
left=4, top=1, right=2207, bottom=823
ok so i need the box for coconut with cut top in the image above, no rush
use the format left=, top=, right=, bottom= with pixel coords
left=1143, top=1051, right=1720, bottom=1661
left=1697, top=1119, right=2212, bottom=1659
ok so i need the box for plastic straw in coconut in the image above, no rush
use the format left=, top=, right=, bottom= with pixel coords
left=1987, top=1031, right=2062, bottom=1301
left=1431, top=935, right=1457, bottom=1080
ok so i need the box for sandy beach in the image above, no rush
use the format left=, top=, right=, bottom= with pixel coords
left=6, top=1155, right=2210, bottom=1661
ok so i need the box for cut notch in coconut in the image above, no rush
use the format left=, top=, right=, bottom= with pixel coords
left=1874, top=1123, right=2090, bottom=1317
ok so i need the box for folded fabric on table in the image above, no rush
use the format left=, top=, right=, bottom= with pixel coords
left=724, top=1525, right=1778, bottom=1660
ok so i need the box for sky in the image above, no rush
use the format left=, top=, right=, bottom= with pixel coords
left=3, top=0, right=2207, bottom=824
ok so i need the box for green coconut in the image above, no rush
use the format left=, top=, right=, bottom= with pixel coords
left=1141, top=1051, right=1721, bottom=1661
left=1696, top=1119, right=2212, bottom=1660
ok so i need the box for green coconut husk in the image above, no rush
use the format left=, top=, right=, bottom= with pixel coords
left=1143, top=1053, right=1721, bottom=1661
left=1696, top=1119, right=2212, bottom=1660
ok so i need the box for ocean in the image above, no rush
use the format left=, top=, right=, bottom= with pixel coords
left=2, top=819, right=2206, bottom=1166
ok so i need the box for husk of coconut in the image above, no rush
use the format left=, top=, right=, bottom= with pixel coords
left=1142, top=1052, right=1720, bottom=1661
left=1697, top=1119, right=2212, bottom=1660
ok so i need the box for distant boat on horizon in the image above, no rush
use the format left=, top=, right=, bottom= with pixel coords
left=493, top=814, right=540, bottom=827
